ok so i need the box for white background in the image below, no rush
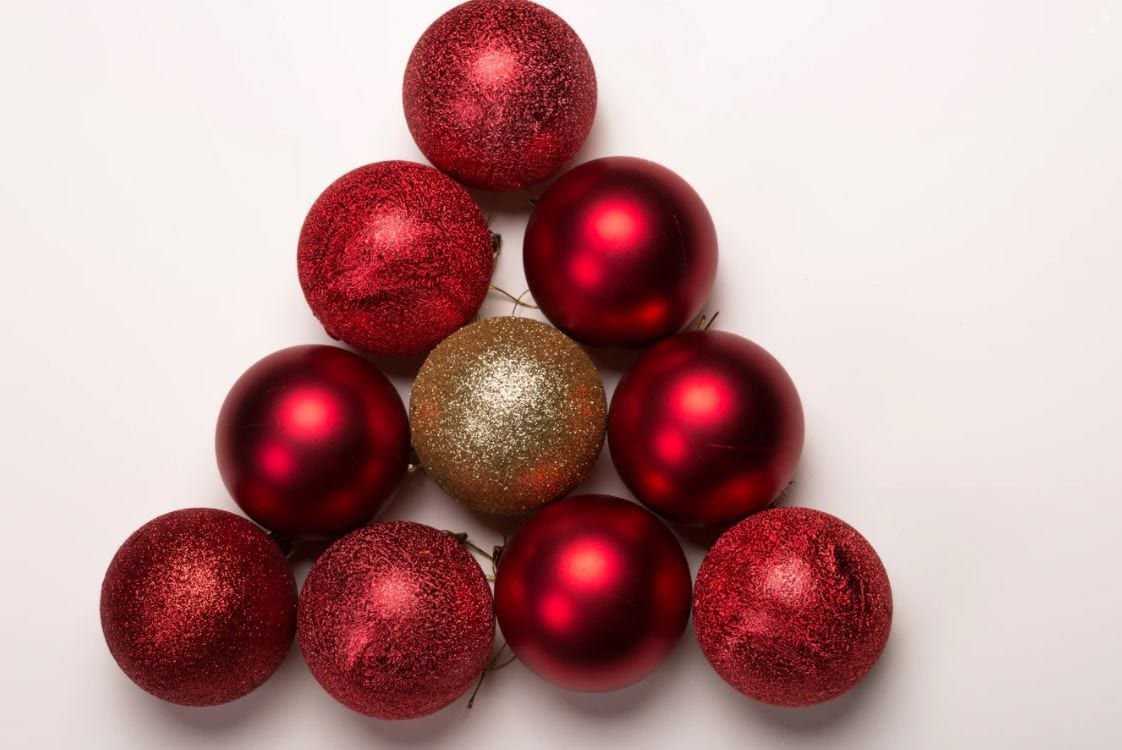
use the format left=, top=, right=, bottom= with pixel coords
left=1, top=0, right=1120, bottom=747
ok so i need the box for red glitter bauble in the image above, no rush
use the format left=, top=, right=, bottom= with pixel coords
left=524, top=156, right=718, bottom=347
left=298, top=161, right=493, bottom=356
left=216, top=345, right=409, bottom=539
left=100, top=508, right=297, bottom=707
left=403, top=0, right=596, bottom=190
left=298, top=521, right=495, bottom=719
left=494, top=495, right=691, bottom=692
left=693, top=507, right=892, bottom=707
left=608, top=330, right=803, bottom=527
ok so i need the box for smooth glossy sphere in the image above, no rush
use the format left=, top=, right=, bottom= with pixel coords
left=403, top=0, right=596, bottom=190
left=693, top=507, right=893, bottom=707
left=216, top=346, right=409, bottom=539
left=524, top=156, right=718, bottom=347
left=608, top=330, right=803, bottom=527
left=298, top=161, right=493, bottom=356
left=101, top=509, right=297, bottom=706
left=410, top=317, right=606, bottom=515
left=298, top=522, right=495, bottom=719
left=495, top=495, right=692, bottom=691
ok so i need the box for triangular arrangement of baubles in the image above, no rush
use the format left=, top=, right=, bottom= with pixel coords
left=101, top=0, right=892, bottom=719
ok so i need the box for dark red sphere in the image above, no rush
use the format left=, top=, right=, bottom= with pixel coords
left=693, top=507, right=892, bottom=707
left=494, top=494, right=691, bottom=692
left=608, top=330, right=803, bottom=527
left=524, top=156, right=718, bottom=347
left=100, top=508, right=297, bottom=706
left=298, top=522, right=495, bottom=719
left=403, top=0, right=596, bottom=190
left=216, top=345, right=409, bottom=539
left=298, top=161, right=493, bottom=356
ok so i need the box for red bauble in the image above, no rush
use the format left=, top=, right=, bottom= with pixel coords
left=403, top=0, right=596, bottom=190
left=523, top=156, right=718, bottom=347
left=608, top=330, right=803, bottom=527
left=693, top=507, right=892, bottom=707
left=100, top=508, right=297, bottom=706
left=298, top=161, right=493, bottom=356
left=216, top=345, right=409, bottom=539
left=298, top=522, right=495, bottom=719
left=494, top=495, right=691, bottom=692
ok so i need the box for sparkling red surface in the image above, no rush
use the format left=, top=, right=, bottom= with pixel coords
left=100, top=508, right=297, bottom=707
left=494, top=495, right=691, bottom=692
left=297, top=522, right=495, bottom=719
left=216, top=345, right=409, bottom=539
left=403, top=0, right=596, bottom=190
left=524, top=156, right=718, bottom=347
left=608, top=330, right=804, bottom=526
left=298, top=161, right=493, bottom=356
left=693, top=507, right=892, bottom=707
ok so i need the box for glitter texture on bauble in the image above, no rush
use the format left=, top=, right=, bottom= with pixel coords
left=298, top=161, right=493, bottom=356
left=403, top=0, right=597, bottom=190
left=100, top=508, right=297, bottom=707
left=297, top=522, right=495, bottom=719
left=693, top=507, right=892, bottom=707
left=409, top=316, right=606, bottom=515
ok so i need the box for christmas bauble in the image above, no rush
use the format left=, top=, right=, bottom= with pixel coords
left=216, top=345, right=409, bottom=539
left=693, top=507, right=892, bottom=707
left=298, top=521, right=494, bottom=719
left=494, top=494, right=691, bottom=691
left=523, top=156, right=718, bottom=347
left=100, top=508, right=297, bottom=706
left=403, top=0, right=596, bottom=190
left=410, top=316, right=606, bottom=515
left=298, top=161, right=493, bottom=356
left=608, top=330, right=803, bottom=527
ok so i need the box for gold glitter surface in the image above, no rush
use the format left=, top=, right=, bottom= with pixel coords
left=410, top=317, right=606, bottom=514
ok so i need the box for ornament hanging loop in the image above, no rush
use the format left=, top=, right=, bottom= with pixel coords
left=488, top=284, right=540, bottom=316
left=445, top=531, right=496, bottom=563
left=467, top=641, right=519, bottom=709
left=696, top=311, right=720, bottom=331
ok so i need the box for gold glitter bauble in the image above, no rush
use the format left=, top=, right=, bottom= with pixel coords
left=410, top=317, right=606, bottom=515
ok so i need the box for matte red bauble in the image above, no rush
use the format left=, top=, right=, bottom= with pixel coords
left=100, top=508, right=297, bottom=706
left=298, top=522, right=495, bottom=719
left=693, top=507, right=892, bottom=707
left=298, top=161, right=493, bottom=356
left=216, top=345, right=409, bottom=539
left=523, top=156, right=717, bottom=347
left=494, top=495, right=691, bottom=692
left=403, top=0, right=596, bottom=190
left=608, top=330, right=803, bottom=527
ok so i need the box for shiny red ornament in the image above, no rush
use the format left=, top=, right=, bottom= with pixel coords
left=523, top=156, right=718, bottom=347
left=608, top=330, right=803, bottom=527
left=298, top=161, right=493, bottom=356
left=216, top=345, right=409, bottom=539
left=693, top=507, right=892, bottom=707
left=403, top=0, right=596, bottom=190
left=494, top=494, right=691, bottom=692
left=298, top=521, right=495, bottom=719
left=100, top=508, right=297, bottom=707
